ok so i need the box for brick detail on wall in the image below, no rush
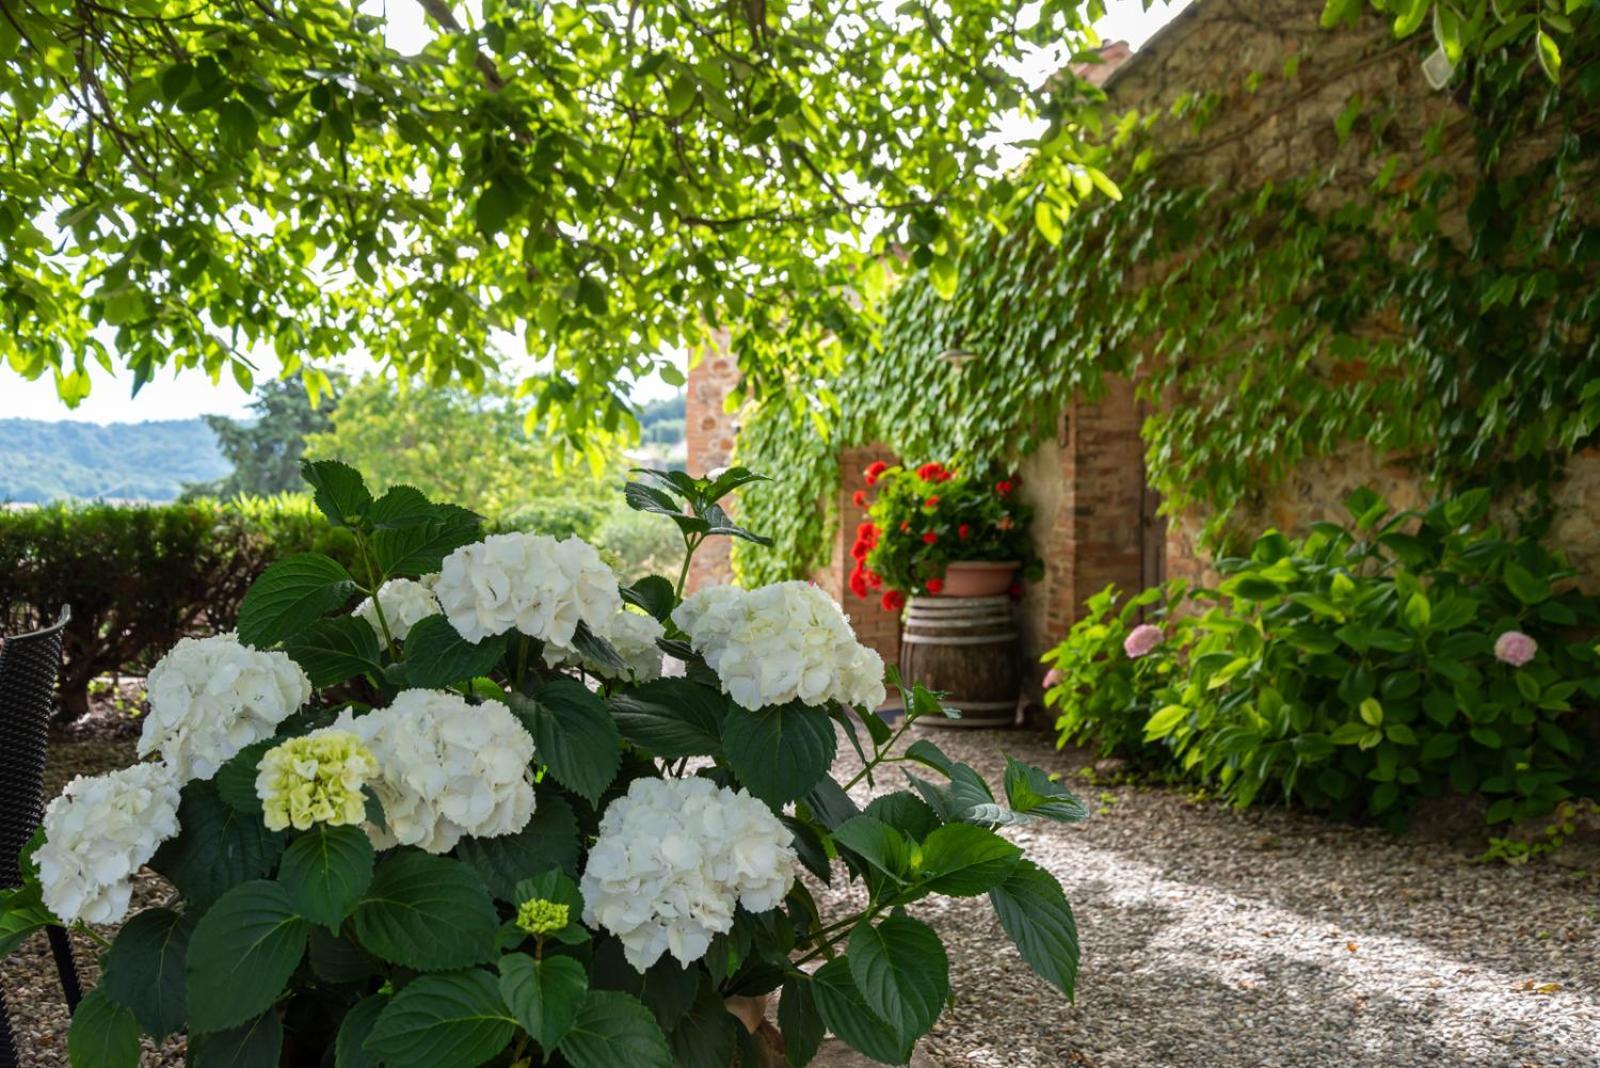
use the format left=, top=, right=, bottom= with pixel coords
left=684, top=339, right=740, bottom=593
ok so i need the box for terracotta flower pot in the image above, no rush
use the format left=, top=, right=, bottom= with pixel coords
left=937, top=560, right=1018, bottom=597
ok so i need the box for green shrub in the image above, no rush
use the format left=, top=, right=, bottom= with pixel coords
left=0, top=494, right=366, bottom=721
left=1146, top=489, right=1600, bottom=829
left=1042, top=580, right=1195, bottom=763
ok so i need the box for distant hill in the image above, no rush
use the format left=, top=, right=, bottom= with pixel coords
left=0, top=418, right=229, bottom=502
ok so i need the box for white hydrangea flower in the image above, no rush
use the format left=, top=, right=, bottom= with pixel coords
left=672, top=581, right=886, bottom=711
left=338, top=689, right=536, bottom=854
left=354, top=577, right=441, bottom=641
left=434, top=532, right=622, bottom=647
left=139, top=635, right=312, bottom=782
left=580, top=777, right=796, bottom=970
left=35, top=762, right=182, bottom=925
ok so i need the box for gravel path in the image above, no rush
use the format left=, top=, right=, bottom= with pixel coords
left=6, top=725, right=1598, bottom=1067
left=820, top=726, right=1600, bottom=1068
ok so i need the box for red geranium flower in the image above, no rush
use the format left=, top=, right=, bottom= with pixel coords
left=881, top=589, right=906, bottom=612
left=900, top=521, right=911, bottom=533
left=926, top=577, right=945, bottom=595
left=957, top=523, right=971, bottom=540
left=868, top=570, right=883, bottom=589
left=848, top=563, right=870, bottom=598
left=864, top=460, right=889, bottom=486
left=924, top=495, right=940, bottom=509
left=850, top=539, right=870, bottom=561
left=921, top=531, right=938, bottom=545
left=852, top=489, right=868, bottom=507
left=916, top=462, right=946, bottom=482
left=856, top=522, right=878, bottom=545
left=995, top=480, right=1015, bottom=496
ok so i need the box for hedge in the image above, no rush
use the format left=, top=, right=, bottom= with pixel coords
left=0, top=495, right=364, bottom=721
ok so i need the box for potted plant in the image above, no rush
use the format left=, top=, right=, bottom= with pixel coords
left=849, top=461, right=1041, bottom=607
left=5, top=460, right=1085, bottom=1067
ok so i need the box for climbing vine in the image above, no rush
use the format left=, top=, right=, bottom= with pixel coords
left=735, top=5, right=1600, bottom=581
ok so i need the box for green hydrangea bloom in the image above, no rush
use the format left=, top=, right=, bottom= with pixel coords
left=515, top=898, right=570, bottom=937
left=255, top=730, right=378, bottom=832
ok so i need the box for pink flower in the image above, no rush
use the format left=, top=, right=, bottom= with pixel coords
left=1042, top=667, right=1063, bottom=691
left=1123, top=623, right=1164, bottom=659
left=1494, top=630, right=1537, bottom=667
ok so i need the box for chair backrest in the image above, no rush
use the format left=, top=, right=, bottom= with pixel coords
left=0, top=606, right=71, bottom=889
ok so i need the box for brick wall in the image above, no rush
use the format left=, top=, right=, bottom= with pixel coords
left=684, top=338, right=740, bottom=593
left=831, top=446, right=902, bottom=673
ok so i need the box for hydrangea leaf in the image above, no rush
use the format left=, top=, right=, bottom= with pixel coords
left=455, top=794, right=581, bottom=901
left=988, top=859, right=1080, bottom=1000
left=364, top=968, right=517, bottom=1068
left=352, top=853, right=499, bottom=971
left=498, top=952, right=588, bottom=1052
left=150, top=782, right=286, bottom=908
left=189, top=1010, right=284, bottom=1068
left=68, top=986, right=140, bottom=1068
left=236, top=552, right=358, bottom=648
left=846, top=915, right=948, bottom=1047
left=100, top=906, right=197, bottom=1039
left=721, top=701, right=837, bottom=806
left=334, top=994, right=388, bottom=1068
left=556, top=990, right=673, bottom=1068
left=608, top=680, right=728, bottom=759
left=279, top=824, right=375, bottom=929
left=515, top=681, right=623, bottom=806
left=916, top=823, right=1023, bottom=897
left=281, top=615, right=385, bottom=689
left=668, top=978, right=740, bottom=1068
left=811, top=957, right=913, bottom=1065
left=186, top=880, right=309, bottom=1033
left=400, top=615, right=508, bottom=688
left=1002, top=757, right=1090, bottom=823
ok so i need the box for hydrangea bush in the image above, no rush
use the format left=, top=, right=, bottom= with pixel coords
left=4, top=461, right=1086, bottom=1068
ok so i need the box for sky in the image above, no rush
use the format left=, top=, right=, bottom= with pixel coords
left=0, top=0, right=1190, bottom=427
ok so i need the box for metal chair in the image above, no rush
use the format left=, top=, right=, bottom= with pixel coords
left=0, top=606, right=81, bottom=1068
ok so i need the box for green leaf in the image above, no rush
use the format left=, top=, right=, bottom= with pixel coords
left=929, top=253, right=958, bottom=300
left=401, top=615, right=507, bottom=688
left=512, top=681, right=622, bottom=805
left=1536, top=29, right=1561, bottom=81
left=669, top=977, right=741, bottom=1068
left=863, top=791, right=941, bottom=841
left=335, top=994, right=388, bottom=1068
left=721, top=700, right=837, bottom=805
left=364, top=968, right=517, bottom=1068
left=150, top=782, right=285, bottom=908
left=831, top=816, right=914, bottom=880
left=1002, top=757, right=1088, bottom=822
left=371, top=503, right=482, bottom=577
left=1503, top=562, right=1551, bottom=605
left=213, top=738, right=277, bottom=815
left=0, top=887, right=52, bottom=959
left=190, top=1010, right=284, bottom=1068
left=282, top=614, right=385, bottom=688
left=811, top=958, right=912, bottom=1065
left=779, top=975, right=825, bottom=1068
left=301, top=458, right=373, bottom=528
left=1359, top=698, right=1384, bottom=727
left=236, top=552, right=357, bottom=648
left=620, top=575, right=677, bottom=622
left=353, top=852, right=499, bottom=970
left=500, top=953, right=589, bottom=1051
left=847, top=915, right=948, bottom=1046
left=609, top=679, right=728, bottom=758
left=917, top=823, right=1023, bottom=896
left=556, top=990, right=674, bottom=1068
left=456, top=794, right=582, bottom=900
left=68, top=987, right=140, bottom=1068
left=101, top=907, right=197, bottom=1039
left=187, top=880, right=309, bottom=1033
left=1319, top=0, right=1360, bottom=29
left=1403, top=591, right=1431, bottom=631
left=988, top=860, right=1079, bottom=999
left=1392, top=0, right=1428, bottom=37
left=279, top=824, right=375, bottom=929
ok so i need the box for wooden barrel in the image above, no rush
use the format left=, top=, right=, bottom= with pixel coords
left=898, top=595, right=1020, bottom=728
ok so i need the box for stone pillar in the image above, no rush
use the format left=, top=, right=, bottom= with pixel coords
left=684, top=339, right=741, bottom=593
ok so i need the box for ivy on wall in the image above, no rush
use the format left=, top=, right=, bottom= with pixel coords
left=734, top=7, right=1600, bottom=583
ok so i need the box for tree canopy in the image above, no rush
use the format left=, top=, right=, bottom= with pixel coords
left=0, top=0, right=1586, bottom=446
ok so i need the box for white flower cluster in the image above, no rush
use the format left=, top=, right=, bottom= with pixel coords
left=673, top=581, right=886, bottom=711
left=354, top=577, right=441, bottom=641
left=581, top=777, right=796, bottom=970
left=35, top=762, right=182, bottom=924
left=545, top=607, right=665, bottom=682
left=338, top=689, right=536, bottom=853
left=139, top=634, right=312, bottom=782
left=434, top=533, right=622, bottom=650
